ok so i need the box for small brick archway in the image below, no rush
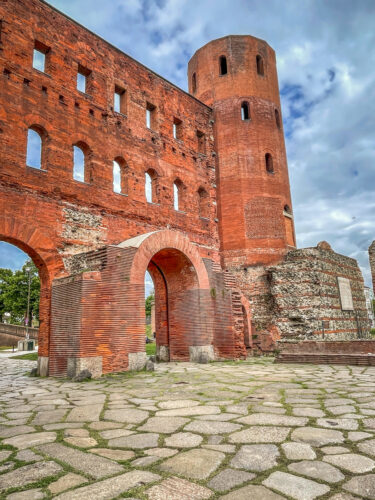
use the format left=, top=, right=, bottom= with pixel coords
left=121, top=230, right=211, bottom=362
left=50, top=229, right=227, bottom=377
left=0, top=216, right=64, bottom=374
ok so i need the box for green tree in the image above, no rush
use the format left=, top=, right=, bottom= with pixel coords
left=0, top=268, right=13, bottom=323
left=0, top=260, right=40, bottom=325
left=145, top=293, right=154, bottom=316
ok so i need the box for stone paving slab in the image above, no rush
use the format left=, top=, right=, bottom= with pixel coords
left=0, top=461, right=62, bottom=492
left=37, top=443, right=124, bottom=478
left=146, top=476, right=212, bottom=499
left=54, top=470, right=160, bottom=500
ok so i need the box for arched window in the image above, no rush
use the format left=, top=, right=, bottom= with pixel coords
left=241, top=102, right=250, bottom=121
left=145, top=172, right=152, bottom=203
left=219, top=55, right=227, bottom=75
left=113, top=158, right=128, bottom=195
left=265, top=153, right=274, bottom=173
left=198, top=187, right=209, bottom=218
left=145, top=169, right=157, bottom=203
left=192, top=72, right=197, bottom=93
left=26, top=127, right=43, bottom=169
left=73, top=144, right=86, bottom=182
left=173, top=182, right=179, bottom=211
left=256, top=54, right=264, bottom=76
left=284, top=204, right=292, bottom=215
left=275, top=109, right=281, bottom=129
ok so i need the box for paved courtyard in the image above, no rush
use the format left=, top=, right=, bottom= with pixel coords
left=0, top=358, right=374, bottom=499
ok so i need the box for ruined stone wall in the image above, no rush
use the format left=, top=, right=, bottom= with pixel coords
left=369, top=241, right=375, bottom=294
left=0, top=0, right=219, bottom=274
left=269, top=244, right=370, bottom=341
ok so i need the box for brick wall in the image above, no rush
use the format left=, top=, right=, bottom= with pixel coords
left=369, top=241, right=375, bottom=294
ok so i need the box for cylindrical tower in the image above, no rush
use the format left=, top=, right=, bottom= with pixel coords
left=188, top=35, right=296, bottom=268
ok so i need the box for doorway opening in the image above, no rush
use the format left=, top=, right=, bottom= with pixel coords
left=0, top=241, right=41, bottom=351
left=144, top=247, right=200, bottom=362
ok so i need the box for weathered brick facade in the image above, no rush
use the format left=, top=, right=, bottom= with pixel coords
left=369, top=241, right=375, bottom=294
left=0, top=0, right=369, bottom=376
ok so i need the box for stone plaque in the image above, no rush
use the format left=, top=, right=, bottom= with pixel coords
left=337, top=277, right=354, bottom=311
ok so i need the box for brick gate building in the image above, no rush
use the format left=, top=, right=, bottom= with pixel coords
left=0, top=0, right=369, bottom=377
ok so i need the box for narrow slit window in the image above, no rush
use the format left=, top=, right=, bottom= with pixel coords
left=265, top=153, right=274, bottom=173
left=275, top=108, right=281, bottom=129
left=192, top=72, right=197, bottom=93
left=113, top=160, right=122, bottom=193
left=114, top=86, right=126, bottom=114
left=0, top=20, right=3, bottom=43
left=256, top=55, right=264, bottom=76
left=198, top=187, right=209, bottom=218
left=219, top=55, right=227, bottom=75
left=173, top=118, right=182, bottom=140
left=26, top=128, right=42, bottom=169
left=145, top=172, right=154, bottom=203
left=241, top=102, right=250, bottom=120
left=146, top=102, right=156, bottom=130
left=197, top=130, right=205, bottom=154
left=173, top=182, right=179, bottom=211
left=73, top=145, right=85, bottom=182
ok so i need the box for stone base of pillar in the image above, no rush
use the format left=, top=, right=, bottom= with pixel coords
left=67, top=356, right=103, bottom=379
left=189, top=345, right=215, bottom=363
left=157, top=345, right=169, bottom=362
left=128, top=352, right=147, bottom=371
left=37, top=356, right=49, bottom=377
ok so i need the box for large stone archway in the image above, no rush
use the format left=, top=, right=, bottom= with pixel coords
left=0, top=215, right=64, bottom=375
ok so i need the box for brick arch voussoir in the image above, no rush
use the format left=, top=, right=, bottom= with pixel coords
left=129, top=230, right=210, bottom=290
left=0, top=216, right=64, bottom=282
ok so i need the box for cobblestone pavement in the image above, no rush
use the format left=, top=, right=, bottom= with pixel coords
left=0, top=358, right=374, bottom=499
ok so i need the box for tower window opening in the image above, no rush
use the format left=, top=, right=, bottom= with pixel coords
left=192, top=72, right=197, bottom=93
left=219, top=55, right=227, bottom=75
left=284, top=204, right=292, bottom=215
left=275, top=108, right=281, bottom=129
left=114, top=86, right=126, bottom=114
left=26, top=127, right=43, bottom=169
left=0, top=20, right=3, bottom=43
left=256, top=55, right=264, bottom=76
left=265, top=153, right=274, bottom=173
left=241, top=102, right=250, bottom=120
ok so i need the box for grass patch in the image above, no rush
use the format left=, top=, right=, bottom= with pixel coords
left=12, top=352, right=38, bottom=360
left=146, top=343, right=156, bottom=356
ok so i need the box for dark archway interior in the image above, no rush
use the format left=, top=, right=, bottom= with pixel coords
left=146, top=248, right=199, bottom=361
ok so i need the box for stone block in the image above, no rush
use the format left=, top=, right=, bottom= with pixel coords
left=67, top=357, right=102, bottom=379
left=189, top=345, right=215, bottom=363
left=128, top=352, right=147, bottom=371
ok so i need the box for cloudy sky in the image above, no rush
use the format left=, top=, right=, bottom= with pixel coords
left=1, top=0, right=374, bottom=287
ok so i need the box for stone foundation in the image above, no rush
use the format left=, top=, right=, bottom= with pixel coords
left=189, top=345, right=215, bottom=363
left=37, top=356, right=49, bottom=377
left=67, top=357, right=103, bottom=379
left=128, top=352, right=148, bottom=371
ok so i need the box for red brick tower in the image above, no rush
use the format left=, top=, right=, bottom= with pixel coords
left=188, top=35, right=296, bottom=268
